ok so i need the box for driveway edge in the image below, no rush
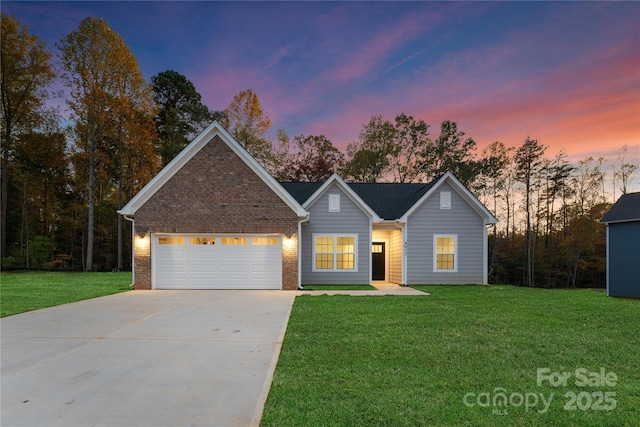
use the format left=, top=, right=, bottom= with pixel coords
left=250, top=291, right=296, bottom=426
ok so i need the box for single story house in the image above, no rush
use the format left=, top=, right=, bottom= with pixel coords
left=600, top=192, right=640, bottom=298
left=119, top=122, right=497, bottom=290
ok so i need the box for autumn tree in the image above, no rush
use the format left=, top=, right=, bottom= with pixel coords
left=110, top=76, right=159, bottom=269
left=612, top=145, right=638, bottom=198
left=515, top=136, right=546, bottom=287
left=277, top=134, right=344, bottom=182
left=573, top=157, right=605, bottom=216
left=543, top=151, right=574, bottom=236
left=343, top=115, right=396, bottom=182
left=479, top=141, right=513, bottom=279
left=222, top=89, right=276, bottom=171
left=12, top=131, right=68, bottom=267
left=151, top=70, right=218, bottom=166
left=419, top=120, right=479, bottom=187
left=59, top=17, right=157, bottom=271
left=1, top=13, right=55, bottom=256
left=389, top=113, right=430, bottom=183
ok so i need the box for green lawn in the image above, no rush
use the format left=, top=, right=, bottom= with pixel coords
left=0, top=271, right=132, bottom=317
left=261, top=286, right=640, bottom=426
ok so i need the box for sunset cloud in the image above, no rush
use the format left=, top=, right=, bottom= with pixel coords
left=4, top=0, right=638, bottom=184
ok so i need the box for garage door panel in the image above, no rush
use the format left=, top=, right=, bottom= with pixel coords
left=249, top=281, right=279, bottom=289
left=218, top=264, right=249, bottom=277
left=188, top=250, right=217, bottom=258
left=156, top=250, right=186, bottom=260
left=158, top=279, right=186, bottom=288
left=189, top=263, right=217, bottom=273
left=157, top=265, right=187, bottom=274
left=220, top=248, right=249, bottom=256
left=251, top=263, right=280, bottom=273
left=188, top=279, right=217, bottom=288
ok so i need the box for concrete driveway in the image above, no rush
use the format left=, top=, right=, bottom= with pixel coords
left=1, top=290, right=295, bottom=427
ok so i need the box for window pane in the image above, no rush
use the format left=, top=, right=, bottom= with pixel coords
left=372, top=244, right=383, bottom=254
left=159, top=237, right=184, bottom=245
left=315, top=236, right=334, bottom=253
left=191, top=237, right=215, bottom=245
left=315, top=253, right=334, bottom=269
left=337, top=253, right=355, bottom=269
left=252, top=237, right=278, bottom=245
left=337, top=237, right=354, bottom=253
left=436, top=237, right=454, bottom=253
left=437, top=254, right=455, bottom=270
left=221, top=237, right=247, bottom=245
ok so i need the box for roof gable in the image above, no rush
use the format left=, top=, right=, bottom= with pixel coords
left=289, top=174, right=382, bottom=221
left=400, top=172, right=497, bottom=224
left=280, top=172, right=496, bottom=223
left=601, top=192, right=640, bottom=224
left=119, top=121, right=307, bottom=217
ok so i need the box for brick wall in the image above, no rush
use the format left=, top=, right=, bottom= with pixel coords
left=133, top=134, right=300, bottom=290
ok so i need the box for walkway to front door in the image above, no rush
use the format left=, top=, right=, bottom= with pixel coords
left=297, top=283, right=428, bottom=296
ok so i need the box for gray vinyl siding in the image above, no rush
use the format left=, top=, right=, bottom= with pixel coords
left=406, top=182, right=485, bottom=284
left=301, top=183, right=371, bottom=285
left=608, top=221, right=640, bottom=297
left=389, top=230, right=403, bottom=284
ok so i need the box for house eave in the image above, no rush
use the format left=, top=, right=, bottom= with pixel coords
left=600, top=218, right=640, bottom=225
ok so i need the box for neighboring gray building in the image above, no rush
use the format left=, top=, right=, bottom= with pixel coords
left=601, top=192, right=640, bottom=298
left=282, top=172, right=498, bottom=286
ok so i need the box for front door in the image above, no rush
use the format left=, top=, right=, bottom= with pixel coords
left=372, top=242, right=385, bottom=281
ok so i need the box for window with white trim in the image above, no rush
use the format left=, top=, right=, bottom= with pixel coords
left=252, top=237, right=279, bottom=246
left=221, top=237, right=247, bottom=245
left=191, top=237, right=216, bottom=245
left=313, top=234, right=357, bottom=271
left=328, top=194, right=340, bottom=212
left=434, top=234, right=457, bottom=272
left=440, top=191, right=451, bottom=209
left=158, top=237, right=185, bottom=245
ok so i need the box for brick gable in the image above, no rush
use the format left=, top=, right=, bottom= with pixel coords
left=132, top=134, right=299, bottom=290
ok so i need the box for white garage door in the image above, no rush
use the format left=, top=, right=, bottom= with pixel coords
left=153, top=235, right=282, bottom=289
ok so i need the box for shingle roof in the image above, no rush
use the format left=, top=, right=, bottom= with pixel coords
left=601, top=192, right=640, bottom=223
left=279, top=182, right=323, bottom=206
left=279, top=181, right=436, bottom=219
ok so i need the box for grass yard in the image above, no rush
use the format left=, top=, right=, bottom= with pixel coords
left=0, top=271, right=132, bottom=317
left=261, top=286, right=640, bottom=426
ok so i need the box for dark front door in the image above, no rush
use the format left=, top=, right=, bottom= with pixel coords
left=372, top=242, right=385, bottom=281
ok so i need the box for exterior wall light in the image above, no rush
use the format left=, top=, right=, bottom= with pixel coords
left=135, top=234, right=150, bottom=250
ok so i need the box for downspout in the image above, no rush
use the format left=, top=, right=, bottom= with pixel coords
left=605, top=224, right=609, bottom=297
left=369, top=216, right=373, bottom=285
left=297, top=213, right=310, bottom=290
left=483, top=223, right=489, bottom=285
left=121, top=213, right=135, bottom=288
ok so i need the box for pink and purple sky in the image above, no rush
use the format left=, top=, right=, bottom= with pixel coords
left=5, top=1, right=639, bottom=169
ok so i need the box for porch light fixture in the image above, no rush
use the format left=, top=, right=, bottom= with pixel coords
left=283, top=236, right=295, bottom=249
left=134, top=234, right=150, bottom=250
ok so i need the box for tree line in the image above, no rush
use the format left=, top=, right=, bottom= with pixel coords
left=1, top=14, right=638, bottom=287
